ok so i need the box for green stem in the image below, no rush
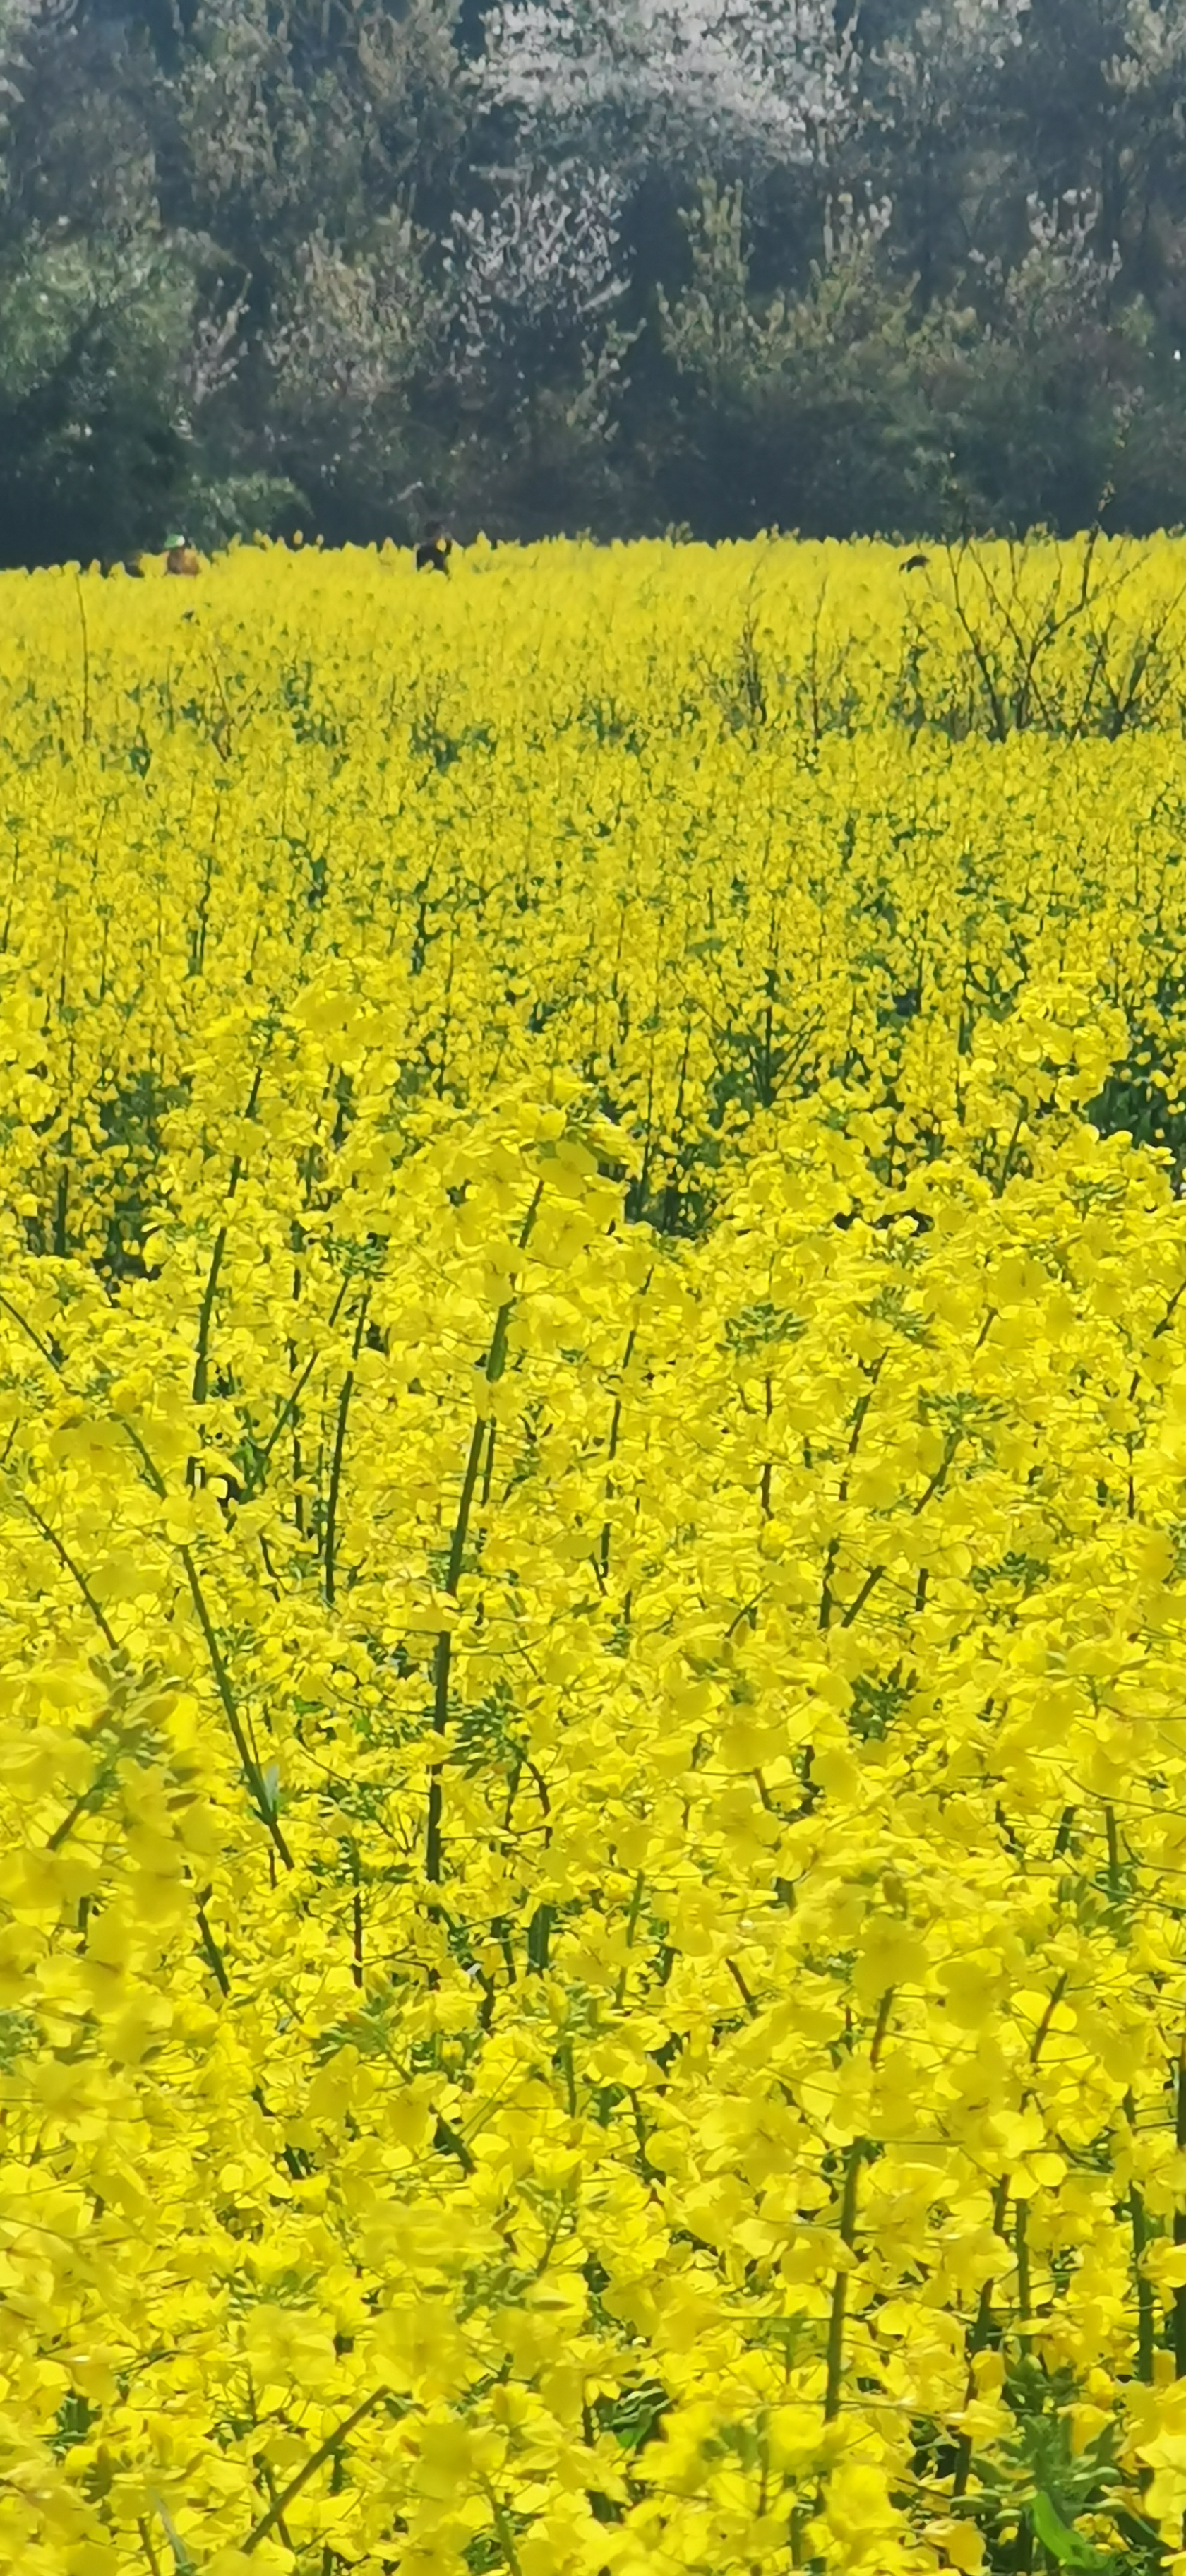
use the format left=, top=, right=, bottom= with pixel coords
left=870, top=1985, right=894, bottom=2068
left=1025, top=1972, right=1068, bottom=2083
left=323, top=1289, right=371, bottom=1608
left=1105, top=1800, right=1122, bottom=1902
left=425, top=1415, right=486, bottom=1887
left=258, top=2463, right=295, bottom=2556
left=192, top=1224, right=228, bottom=1411
left=480, top=1417, right=498, bottom=1508
left=952, top=2174, right=1011, bottom=2499
left=350, top=1843, right=364, bottom=1991
left=824, top=2142, right=864, bottom=2421
left=121, top=1411, right=292, bottom=1868
left=54, top=1152, right=69, bottom=1260
left=818, top=1374, right=882, bottom=1630
left=192, top=1056, right=267, bottom=1411
left=16, top=1491, right=117, bottom=1650
left=241, top=2390, right=387, bottom=2556
left=0, top=1287, right=61, bottom=1373
left=614, top=1871, right=646, bottom=2005
left=426, top=1181, right=542, bottom=1885
left=599, top=1292, right=649, bottom=1578
left=840, top=1563, right=885, bottom=1629
left=820, top=1990, right=894, bottom=2431
left=181, top=1542, right=294, bottom=1869
left=253, top=1275, right=351, bottom=1490
left=1175, top=2043, right=1186, bottom=2377
left=480, top=2480, right=524, bottom=2576
left=1014, top=2196, right=1031, bottom=2323
left=47, top=1778, right=111, bottom=1854
left=1124, top=2091, right=1154, bottom=2383
left=196, top=1894, right=231, bottom=1997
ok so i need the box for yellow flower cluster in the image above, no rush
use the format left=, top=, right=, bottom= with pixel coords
left=7, top=536, right=1186, bottom=2576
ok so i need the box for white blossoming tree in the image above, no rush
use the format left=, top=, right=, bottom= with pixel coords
left=436, top=157, right=635, bottom=525
left=0, top=0, right=36, bottom=114
left=475, top=0, right=858, bottom=184
left=447, top=161, right=625, bottom=378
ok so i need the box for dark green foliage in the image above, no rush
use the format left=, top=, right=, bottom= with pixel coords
left=4, top=0, right=1186, bottom=556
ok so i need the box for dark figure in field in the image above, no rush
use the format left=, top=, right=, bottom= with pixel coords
left=416, top=524, right=453, bottom=576
left=900, top=552, right=930, bottom=573
left=166, top=534, right=200, bottom=577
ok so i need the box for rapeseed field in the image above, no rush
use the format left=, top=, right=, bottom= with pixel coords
left=10, top=533, right=1186, bottom=2576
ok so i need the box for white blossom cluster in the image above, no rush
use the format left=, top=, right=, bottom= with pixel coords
left=1105, top=0, right=1186, bottom=97
left=477, top=0, right=856, bottom=177
left=0, top=0, right=57, bottom=121
left=445, top=162, right=626, bottom=371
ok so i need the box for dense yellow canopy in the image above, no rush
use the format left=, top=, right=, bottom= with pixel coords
left=4, top=535, right=1186, bottom=2573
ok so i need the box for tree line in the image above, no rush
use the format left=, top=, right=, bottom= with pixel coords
left=2, top=0, right=1186, bottom=564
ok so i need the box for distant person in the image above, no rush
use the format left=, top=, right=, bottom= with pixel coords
left=166, top=534, right=200, bottom=576
left=416, top=523, right=453, bottom=576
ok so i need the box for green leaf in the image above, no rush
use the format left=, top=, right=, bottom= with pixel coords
left=1031, top=2491, right=1105, bottom=2570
